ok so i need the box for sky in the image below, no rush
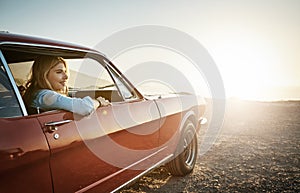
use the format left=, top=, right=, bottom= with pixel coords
left=1, top=0, right=299, bottom=100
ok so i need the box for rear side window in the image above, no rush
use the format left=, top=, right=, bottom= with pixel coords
left=0, top=64, right=22, bottom=118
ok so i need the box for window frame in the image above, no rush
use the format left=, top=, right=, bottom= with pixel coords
left=0, top=42, right=145, bottom=117
left=0, top=50, right=26, bottom=117
left=105, top=61, right=142, bottom=102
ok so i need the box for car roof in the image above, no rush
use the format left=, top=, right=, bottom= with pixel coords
left=0, top=31, right=97, bottom=52
left=0, top=32, right=105, bottom=63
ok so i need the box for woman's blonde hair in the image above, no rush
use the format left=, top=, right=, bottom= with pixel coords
left=23, top=56, right=68, bottom=107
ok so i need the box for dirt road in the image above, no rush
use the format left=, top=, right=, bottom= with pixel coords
left=120, top=100, right=300, bottom=192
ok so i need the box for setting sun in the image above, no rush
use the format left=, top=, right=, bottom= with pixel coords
left=206, top=27, right=296, bottom=100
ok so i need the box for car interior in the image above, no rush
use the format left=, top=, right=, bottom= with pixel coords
left=0, top=44, right=139, bottom=115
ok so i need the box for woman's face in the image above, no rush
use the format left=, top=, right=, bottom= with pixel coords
left=47, top=62, right=69, bottom=91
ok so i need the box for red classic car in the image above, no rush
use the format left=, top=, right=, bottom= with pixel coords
left=0, top=32, right=206, bottom=193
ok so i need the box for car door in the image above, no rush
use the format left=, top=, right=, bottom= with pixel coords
left=0, top=58, right=52, bottom=193
left=38, top=57, right=161, bottom=192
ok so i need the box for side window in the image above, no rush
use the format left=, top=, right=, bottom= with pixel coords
left=67, top=58, right=139, bottom=102
left=0, top=65, right=22, bottom=118
left=108, top=68, right=137, bottom=100
left=67, top=58, right=123, bottom=102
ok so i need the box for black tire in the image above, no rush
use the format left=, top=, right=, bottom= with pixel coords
left=166, top=121, right=198, bottom=176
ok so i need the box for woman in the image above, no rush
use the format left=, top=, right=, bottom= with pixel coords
left=23, top=56, right=109, bottom=116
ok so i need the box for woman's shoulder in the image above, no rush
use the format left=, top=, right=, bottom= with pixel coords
left=34, top=89, right=69, bottom=109
left=36, top=89, right=56, bottom=95
left=36, top=89, right=56, bottom=94
left=34, top=89, right=60, bottom=104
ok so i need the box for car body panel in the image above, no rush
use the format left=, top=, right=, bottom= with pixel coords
left=36, top=100, right=161, bottom=192
left=0, top=117, right=52, bottom=193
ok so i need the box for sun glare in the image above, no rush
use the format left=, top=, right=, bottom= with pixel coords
left=113, top=47, right=211, bottom=97
left=210, top=32, right=282, bottom=100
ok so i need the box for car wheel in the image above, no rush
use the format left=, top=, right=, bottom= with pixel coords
left=166, top=121, right=198, bottom=176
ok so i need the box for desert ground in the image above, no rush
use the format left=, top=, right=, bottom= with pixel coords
left=119, top=100, right=300, bottom=192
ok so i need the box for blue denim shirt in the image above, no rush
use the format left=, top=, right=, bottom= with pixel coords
left=32, top=89, right=95, bottom=116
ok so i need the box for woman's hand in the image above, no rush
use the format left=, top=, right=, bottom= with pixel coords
left=97, top=96, right=110, bottom=107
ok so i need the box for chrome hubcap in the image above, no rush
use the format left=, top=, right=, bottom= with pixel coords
left=183, top=129, right=196, bottom=167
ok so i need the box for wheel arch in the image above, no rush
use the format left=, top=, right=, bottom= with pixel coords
left=179, top=110, right=197, bottom=133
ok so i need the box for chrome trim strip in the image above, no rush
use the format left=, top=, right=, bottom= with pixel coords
left=111, top=154, right=173, bottom=193
left=0, top=50, right=28, bottom=116
left=45, top=119, right=72, bottom=126
left=75, top=146, right=170, bottom=193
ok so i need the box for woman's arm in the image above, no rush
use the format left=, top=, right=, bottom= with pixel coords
left=33, top=89, right=100, bottom=116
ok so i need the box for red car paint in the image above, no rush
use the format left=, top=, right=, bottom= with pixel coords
left=0, top=32, right=206, bottom=193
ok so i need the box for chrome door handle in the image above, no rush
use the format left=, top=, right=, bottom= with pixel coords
left=45, top=120, right=72, bottom=133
